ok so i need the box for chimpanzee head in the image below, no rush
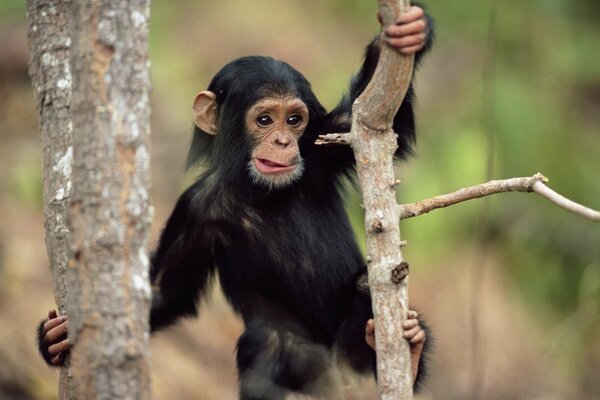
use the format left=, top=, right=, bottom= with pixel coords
left=188, top=56, right=326, bottom=190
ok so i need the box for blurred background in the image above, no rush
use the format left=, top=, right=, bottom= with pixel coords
left=0, top=0, right=598, bottom=399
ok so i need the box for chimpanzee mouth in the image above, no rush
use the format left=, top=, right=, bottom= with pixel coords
left=254, top=158, right=297, bottom=174
left=248, top=157, right=305, bottom=189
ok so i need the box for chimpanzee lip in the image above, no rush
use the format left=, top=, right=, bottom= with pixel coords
left=254, top=158, right=296, bottom=174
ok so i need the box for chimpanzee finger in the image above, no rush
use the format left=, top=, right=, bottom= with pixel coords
left=45, top=320, right=69, bottom=343
left=365, top=319, right=375, bottom=335
left=385, top=41, right=425, bottom=55
left=48, top=309, right=58, bottom=319
left=42, top=315, right=67, bottom=335
left=408, top=329, right=426, bottom=344
left=403, top=323, right=422, bottom=338
left=398, top=43, right=425, bottom=55
left=385, top=32, right=426, bottom=51
left=379, top=6, right=424, bottom=27
left=407, top=310, right=419, bottom=319
left=385, top=19, right=427, bottom=38
left=48, top=338, right=70, bottom=356
left=396, top=6, right=425, bottom=25
left=365, top=319, right=376, bottom=349
left=402, top=318, right=419, bottom=331
left=385, top=33, right=427, bottom=50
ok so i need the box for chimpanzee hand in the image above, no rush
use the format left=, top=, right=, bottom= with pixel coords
left=378, top=5, right=429, bottom=55
left=37, top=309, right=71, bottom=367
left=365, top=310, right=426, bottom=383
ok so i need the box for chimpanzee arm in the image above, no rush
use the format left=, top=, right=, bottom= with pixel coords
left=149, top=183, right=217, bottom=332
left=36, top=182, right=217, bottom=367
left=318, top=5, right=434, bottom=174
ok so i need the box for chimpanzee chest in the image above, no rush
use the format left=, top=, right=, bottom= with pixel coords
left=218, top=197, right=364, bottom=336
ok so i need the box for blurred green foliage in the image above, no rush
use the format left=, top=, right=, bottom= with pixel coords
left=396, top=1, right=599, bottom=319
left=9, top=164, right=43, bottom=210
left=0, top=0, right=23, bottom=19
left=5, top=0, right=596, bottom=326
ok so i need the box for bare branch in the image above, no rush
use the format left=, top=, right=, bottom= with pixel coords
left=399, top=172, right=600, bottom=222
left=351, top=0, right=415, bottom=398
left=315, top=133, right=351, bottom=146
left=532, top=181, right=600, bottom=222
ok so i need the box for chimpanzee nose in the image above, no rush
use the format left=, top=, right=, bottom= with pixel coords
left=274, top=133, right=292, bottom=148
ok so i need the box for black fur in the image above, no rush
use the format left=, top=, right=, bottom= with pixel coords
left=37, top=319, right=55, bottom=366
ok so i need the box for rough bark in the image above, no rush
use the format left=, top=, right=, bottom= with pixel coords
left=26, top=0, right=74, bottom=397
left=314, top=0, right=419, bottom=396
left=353, top=1, right=415, bottom=399
left=67, top=1, right=153, bottom=399
left=29, top=1, right=153, bottom=397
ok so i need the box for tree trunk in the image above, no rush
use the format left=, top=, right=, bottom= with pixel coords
left=65, top=1, right=153, bottom=399
left=318, top=1, right=416, bottom=397
left=27, top=0, right=74, bottom=397
left=28, top=0, right=153, bottom=398
left=356, top=1, right=414, bottom=399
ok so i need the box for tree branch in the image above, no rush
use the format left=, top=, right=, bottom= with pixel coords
left=350, top=1, right=415, bottom=399
left=315, top=133, right=351, bottom=146
left=532, top=180, right=600, bottom=222
left=399, top=172, right=600, bottom=222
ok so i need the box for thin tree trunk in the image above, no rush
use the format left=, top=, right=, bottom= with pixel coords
left=316, top=0, right=419, bottom=395
left=27, top=1, right=74, bottom=397
left=65, top=1, right=153, bottom=398
left=319, top=1, right=416, bottom=397
left=354, top=1, right=414, bottom=398
left=28, top=0, right=153, bottom=398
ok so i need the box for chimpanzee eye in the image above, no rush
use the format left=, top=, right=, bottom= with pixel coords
left=287, top=114, right=303, bottom=126
left=256, top=115, right=274, bottom=127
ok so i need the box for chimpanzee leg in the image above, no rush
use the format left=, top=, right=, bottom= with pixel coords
left=334, top=271, right=376, bottom=375
left=236, top=319, right=334, bottom=400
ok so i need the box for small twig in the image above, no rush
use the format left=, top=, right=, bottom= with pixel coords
left=399, top=172, right=600, bottom=222
left=532, top=181, right=600, bottom=222
left=315, top=133, right=351, bottom=146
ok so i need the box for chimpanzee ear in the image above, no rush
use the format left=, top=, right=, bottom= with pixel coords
left=193, top=91, right=218, bottom=135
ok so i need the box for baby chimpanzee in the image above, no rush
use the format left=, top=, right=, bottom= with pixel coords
left=39, top=4, right=434, bottom=399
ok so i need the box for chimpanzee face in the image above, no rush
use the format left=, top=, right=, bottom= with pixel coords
left=244, top=95, right=309, bottom=189
left=192, top=91, right=310, bottom=189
